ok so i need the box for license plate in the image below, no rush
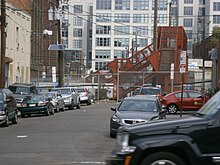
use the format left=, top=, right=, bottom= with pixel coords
left=29, top=104, right=36, bottom=107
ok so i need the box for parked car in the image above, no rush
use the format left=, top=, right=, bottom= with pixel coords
left=110, top=95, right=166, bottom=138
left=41, top=91, right=65, bottom=112
left=50, top=87, right=80, bottom=110
left=106, top=90, right=220, bottom=165
left=18, top=94, right=54, bottom=117
left=137, top=86, right=162, bottom=99
left=161, top=90, right=209, bottom=114
left=75, top=87, right=92, bottom=105
left=8, top=83, right=38, bottom=107
left=0, top=88, right=18, bottom=126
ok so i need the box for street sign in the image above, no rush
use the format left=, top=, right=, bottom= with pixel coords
left=180, top=51, right=187, bottom=73
left=52, top=66, right=56, bottom=83
left=170, top=63, right=174, bottom=79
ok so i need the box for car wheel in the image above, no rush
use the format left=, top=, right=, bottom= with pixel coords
left=12, top=112, right=18, bottom=124
left=167, top=104, right=178, bottom=114
left=76, top=101, right=80, bottom=109
left=87, top=99, right=92, bottom=105
left=3, top=114, right=9, bottom=127
left=69, top=101, right=74, bottom=110
left=45, top=108, right=50, bottom=116
left=21, top=114, right=26, bottom=118
left=110, top=131, right=116, bottom=138
left=49, top=105, right=54, bottom=115
left=140, top=152, right=186, bottom=165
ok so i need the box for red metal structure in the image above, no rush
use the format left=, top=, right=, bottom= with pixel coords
left=86, top=26, right=188, bottom=100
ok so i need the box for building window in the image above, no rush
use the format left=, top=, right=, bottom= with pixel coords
left=73, top=28, right=82, bottom=37
left=74, top=5, right=83, bottom=13
left=114, top=26, right=130, bottom=35
left=96, top=38, right=111, bottom=46
left=115, top=14, right=130, bottom=23
left=158, top=14, right=167, bottom=24
left=114, top=38, right=129, bottom=47
left=95, top=50, right=110, bottom=58
left=96, top=0, right=112, bottom=10
left=133, top=14, right=148, bottom=23
left=73, top=17, right=83, bottom=26
left=115, top=0, right=130, bottom=10
left=133, top=0, right=149, bottom=10
left=184, top=0, right=193, bottom=4
left=185, top=30, right=193, bottom=39
left=183, top=18, right=193, bottom=27
left=213, top=2, right=220, bottom=11
left=114, top=50, right=128, bottom=58
left=133, top=26, right=148, bottom=36
left=152, top=0, right=167, bottom=10
left=138, top=38, right=148, bottom=47
left=62, top=28, right=68, bottom=37
left=96, top=13, right=111, bottom=22
left=198, top=7, right=205, bottom=16
left=95, top=62, right=108, bottom=70
left=96, top=26, right=111, bottom=34
left=199, top=0, right=205, bottom=5
left=184, top=7, right=193, bottom=15
left=213, top=15, right=220, bottom=24
left=73, top=40, right=82, bottom=48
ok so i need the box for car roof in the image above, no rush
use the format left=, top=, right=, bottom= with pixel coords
left=124, top=95, right=158, bottom=101
left=9, top=83, right=35, bottom=87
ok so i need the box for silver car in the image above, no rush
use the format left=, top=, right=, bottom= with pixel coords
left=41, top=92, right=65, bottom=112
left=51, top=87, right=80, bottom=110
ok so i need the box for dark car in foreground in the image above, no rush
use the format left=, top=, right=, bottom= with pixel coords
left=0, top=88, right=18, bottom=126
left=18, top=94, right=54, bottom=117
left=106, top=91, right=220, bottom=165
left=110, top=95, right=166, bottom=138
left=161, top=90, right=209, bottom=114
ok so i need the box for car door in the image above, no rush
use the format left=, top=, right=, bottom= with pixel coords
left=71, top=88, right=77, bottom=105
left=174, top=92, right=188, bottom=110
left=188, top=91, right=204, bottom=110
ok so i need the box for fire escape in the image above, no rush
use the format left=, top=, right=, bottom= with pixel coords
left=86, top=26, right=188, bottom=100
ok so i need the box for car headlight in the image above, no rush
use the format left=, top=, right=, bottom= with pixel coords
left=1, top=111, right=6, bottom=115
left=116, top=127, right=136, bottom=153
left=112, top=114, right=120, bottom=123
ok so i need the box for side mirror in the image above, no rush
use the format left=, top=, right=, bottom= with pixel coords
left=111, top=107, right=116, bottom=111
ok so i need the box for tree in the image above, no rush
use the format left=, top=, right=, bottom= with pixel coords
left=210, top=26, right=220, bottom=48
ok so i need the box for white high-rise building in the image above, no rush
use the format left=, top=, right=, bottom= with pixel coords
left=61, top=0, right=219, bottom=72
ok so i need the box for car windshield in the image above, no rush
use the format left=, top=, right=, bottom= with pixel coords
left=9, top=86, right=30, bottom=95
left=52, top=89, right=71, bottom=94
left=23, top=95, right=44, bottom=101
left=195, top=91, right=220, bottom=116
left=42, top=93, right=56, bottom=99
left=118, top=100, right=157, bottom=112
left=76, top=88, right=85, bottom=93
left=140, top=88, right=161, bottom=95
left=0, top=92, right=3, bottom=103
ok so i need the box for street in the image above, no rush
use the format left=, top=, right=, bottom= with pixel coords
left=0, top=101, right=192, bottom=165
left=0, top=102, right=117, bottom=165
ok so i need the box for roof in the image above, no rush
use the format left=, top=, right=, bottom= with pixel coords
left=124, top=95, right=158, bottom=101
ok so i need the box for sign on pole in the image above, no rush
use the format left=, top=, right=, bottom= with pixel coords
left=52, top=66, right=56, bottom=83
left=180, top=51, right=187, bottom=73
left=170, top=63, right=174, bottom=79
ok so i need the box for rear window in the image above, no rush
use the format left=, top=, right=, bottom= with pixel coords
left=8, top=85, right=37, bottom=95
left=139, top=88, right=161, bottom=95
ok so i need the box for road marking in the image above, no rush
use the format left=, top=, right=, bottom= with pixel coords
left=17, top=135, right=28, bottom=138
left=70, top=161, right=106, bottom=164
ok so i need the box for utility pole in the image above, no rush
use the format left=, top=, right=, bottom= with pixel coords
left=0, top=0, right=6, bottom=88
left=56, top=0, right=64, bottom=87
left=169, top=2, right=172, bottom=26
left=153, top=0, right=158, bottom=51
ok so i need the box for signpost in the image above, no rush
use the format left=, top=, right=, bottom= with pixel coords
left=52, top=66, right=56, bottom=88
left=170, top=63, right=174, bottom=92
left=180, top=51, right=187, bottom=117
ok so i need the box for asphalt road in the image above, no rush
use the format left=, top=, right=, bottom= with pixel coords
left=0, top=101, right=193, bottom=165
left=0, top=101, right=117, bottom=165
